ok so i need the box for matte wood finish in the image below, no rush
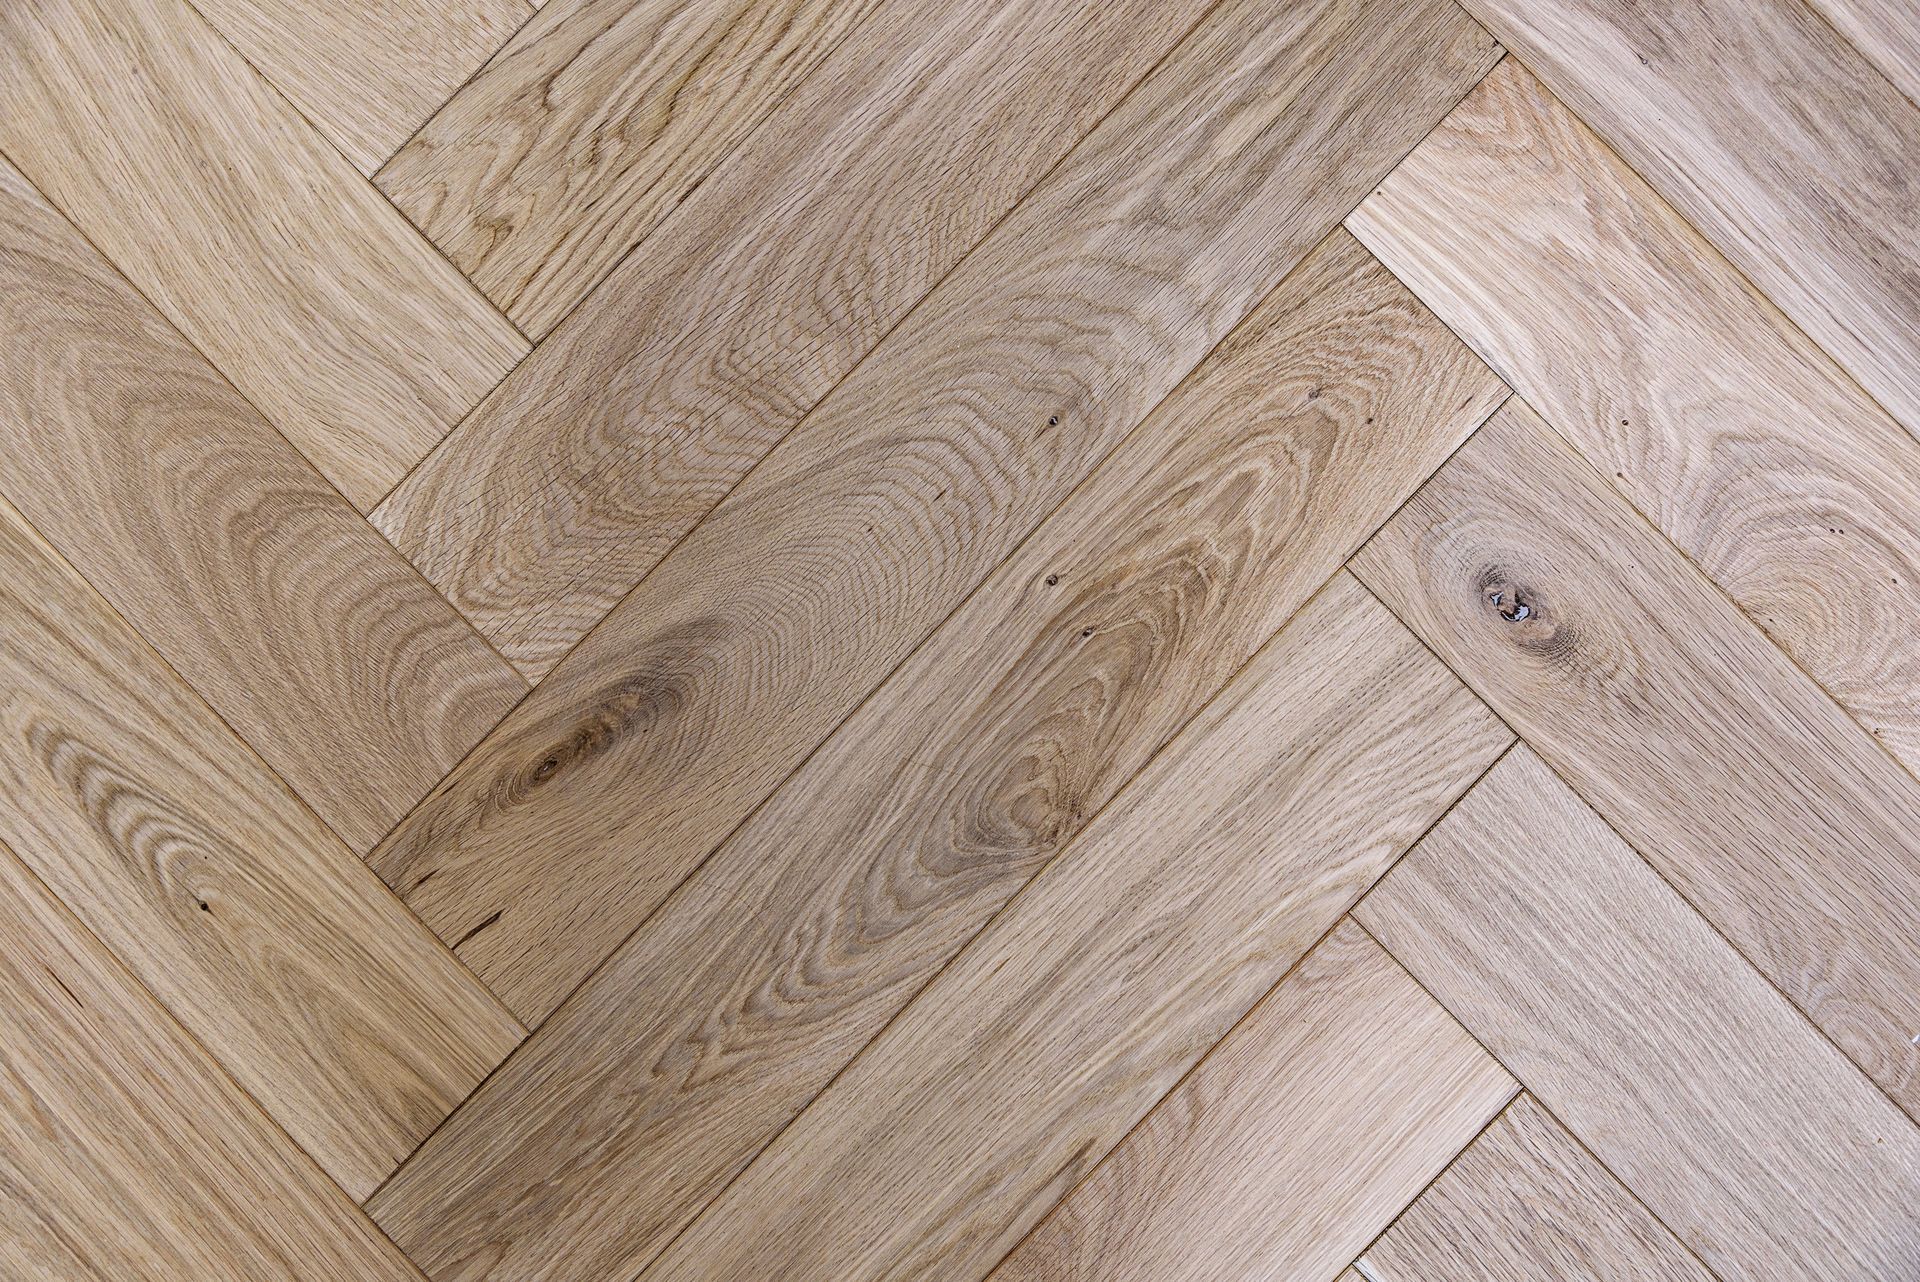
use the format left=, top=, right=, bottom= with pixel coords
left=1348, top=60, right=1920, bottom=777
left=1351, top=401, right=1920, bottom=1116
left=379, top=0, right=885, bottom=335
left=1357, top=747, right=1920, bottom=1280
left=370, top=0, right=1502, bottom=1026
left=367, top=229, right=1506, bottom=1279
left=0, top=155, right=526, bottom=855
left=639, top=574, right=1511, bottom=1281
left=0, top=494, right=522, bottom=1200
left=0, top=0, right=529, bottom=509
left=993, top=921, right=1517, bottom=1282
left=1810, top=0, right=1920, bottom=104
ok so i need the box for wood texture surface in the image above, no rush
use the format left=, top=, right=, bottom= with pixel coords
left=379, top=0, right=884, bottom=335
left=0, top=154, right=526, bottom=855
left=992, top=921, right=1516, bottom=1282
left=0, top=0, right=529, bottom=510
left=366, top=228, right=1505, bottom=1279
left=1810, top=0, right=1920, bottom=104
left=1357, top=746, right=1920, bottom=1280
left=637, top=574, right=1510, bottom=1281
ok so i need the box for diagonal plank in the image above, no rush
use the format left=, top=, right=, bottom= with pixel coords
left=638, top=573, right=1511, bottom=1281
left=0, top=837, right=423, bottom=1280
left=1356, top=746, right=1920, bottom=1280
left=379, top=0, right=885, bottom=335
left=0, top=0, right=529, bottom=511
left=366, top=229, right=1507, bottom=1279
left=0, top=493, right=522, bottom=1201
left=189, top=0, right=530, bottom=175
left=1348, top=59, right=1920, bottom=779
left=991, top=920, right=1516, bottom=1282
left=1809, top=0, right=1920, bottom=104
left=1354, top=1093, right=1709, bottom=1282
left=1350, top=400, right=1920, bottom=1117
left=369, top=0, right=1503, bottom=1025
left=1454, top=0, right=1920, bottom=442
left=0, top=154, right=526, bottom=855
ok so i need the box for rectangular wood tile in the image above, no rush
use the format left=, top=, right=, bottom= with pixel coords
left=992, top=921, right=1516, bottom=1282
left=1356, top=746, right=1920, bottom=1279
left=1349, top=400, right=1920, bottom=1116
left=637, top=573, right=1511, bottom=1281
left=0, top=154, right=526, bottom=855
left=0, top=0, right=529, bottom=510
left=366, top=228, right=1507, bottom=1279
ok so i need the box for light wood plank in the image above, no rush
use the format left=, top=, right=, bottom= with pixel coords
left=367, top=229, right=1507, bottom=1278
left=1348, top=59, right=1920, bottom=778
left=191, top=0, right=530, bottom=175
left=0, top=838, right=423, bottom=1280
left=1454, top=0, right=1920, bottom=442
left=379, top=0, right=885, bottom=335
left=1355, top=1093, right=1709, bottom=1282
left=1809, top=0, right=1920, bottom=105
left=1350, top=400, right=1920, bottom=1115
left=639, top=574, right=1511, bottom=1281
left=992, top=921, right=1516, bottom=1282
left=369, top=0, right=1501, bottom=1024
left=0, top=154, right=526, bottom=855
left=0, top=493, right=522, bottom=1200
left=1355, top=747, right=1920, bottom=1280
left=0, top=0, right=529, bottom=510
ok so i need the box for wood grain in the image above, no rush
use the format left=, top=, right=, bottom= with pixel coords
left=1348, top=59, right=1920, bottom=778
left=0, top=837, right=424, bottom=1280
left=379, top=0, right=884, bottom=336
left=369, top=0, right=1502, bottom=1025
left=366, top=229, right=1506, bottom=1279
left=1809, top=0, right=1920, bottom=105
left=1454, top=0, right=1920, bottom=442
left=992, top=921, right=1516, bottom=1282
left=0, top=0, right=529, bottom=510
left=1350, top=400, right=1920, bottom=1117
left=1356, top=1093, right=1708, bottom=1282
left=0, top=154, right=526, bottom=855
left=1356, top=746, right=1920, bottom=1280
left=0, top=492, right=522, bottom=1200
left=638, top=573, right=1509, bottom=1281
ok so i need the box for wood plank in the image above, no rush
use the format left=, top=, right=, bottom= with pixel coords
left=0, top=154, right=525, bottom=855
left=0, top=0, right=529, bottom=510
left=378, top=0, right=885, bottom=335
left=368, top=0, right=1502, bottom=1025
left=366, top=229, right=1507, bottom=1279
left=1355, top=747, right=1920, bottom=1280
left=191, top=0, right=530, bottom=175
left=0, top=493, right=522, bottom=1200
left=1809, top=0, right=1920, bottom=105
left=1453, top=0, right=1920, bottom=442
left=0, top=838, right=423, bottom=1280
left=638, top=573, right=1511, bottom=1281
left=1347, top=59, right=1920, bottom=778
left=991, top=921, right=1516, bottom=1282
left=1349, top=400, right=1920, bottom=1116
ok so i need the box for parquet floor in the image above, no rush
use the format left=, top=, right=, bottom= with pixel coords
left=2, top=1, right=1918, bottom=1278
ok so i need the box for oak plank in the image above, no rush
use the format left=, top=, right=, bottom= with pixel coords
left=0, top=838, right=424, bottom=1280
left=369, top=0, right=1502, bottom=1024
left=1350, top=401, right=1920, bottom=1116
left=639, top=574, right=1511, bottom=1281
left=379, top=0, right=885, bottom=335
left=0, top=0, right=529, bottom=510
left=0, top=494, right=522, bottom=1200
left=1809, top=0, right=1920, bottom=104
left=1348, top=60, right=1920, bottom=777
left=991, top=921, right=1516, bottom=1282
left=367, top=230, right=1506, bottom=1278
left=0, top=155, right=526, bottom=855
left=1356, top=747, right=1920, bottom=1280
left=1454, top=0, right=1920, bottom=441
left=1355, top=1094, right=1708, bottom=1282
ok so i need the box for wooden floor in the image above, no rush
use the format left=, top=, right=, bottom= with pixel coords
left=3, top=1, right=1918, bottom=1277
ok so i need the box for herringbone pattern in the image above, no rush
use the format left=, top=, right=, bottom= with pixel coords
left=1, top=1, right=1917, bottom=1278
